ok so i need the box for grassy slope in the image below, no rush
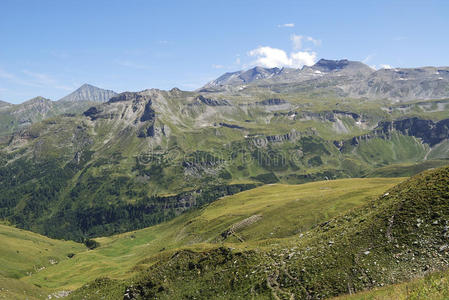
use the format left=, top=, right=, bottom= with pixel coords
left=101, top=166, right=449, bottom=299
left=20, top=178, right=402, bottom=293
left=0, top=224, right=84, bottom=299
left=335, top=268, right=449, bottom=300
left=0, top=224, right=84, bottom=279
left=366, top=160, right=449, bottom=178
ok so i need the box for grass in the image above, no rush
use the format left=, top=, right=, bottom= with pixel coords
left=2, top=168, right=449, bottom=299
left=366, top=160, right=449, bottom=178
left=0, top=224, right=84, bottom=300
left=113, top=166, right=449, bottom=299
left=8, top=177, right=400, bottom=294
left=0, top=224, right=84, bottom=279
left=335, top=268, right=449, bottom=300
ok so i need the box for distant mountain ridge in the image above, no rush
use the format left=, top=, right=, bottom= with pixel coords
left=0, top=100, right=11, bottom=107
left=58, top=83, right=117, bottom=102
left=0, top=84, right=117, bottom=137
left=202, top=59, right=449, bottom=101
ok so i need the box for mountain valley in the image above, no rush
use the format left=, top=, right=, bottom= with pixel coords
left=1, top=59, right=449, bottom=299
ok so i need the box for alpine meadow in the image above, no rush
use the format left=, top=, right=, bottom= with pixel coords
left=1, top=1, right=449, bottom=299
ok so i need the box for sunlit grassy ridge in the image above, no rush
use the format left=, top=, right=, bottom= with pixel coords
left=3, top=167, right=449, bottom=299
left=335, top=268, right=449, bottom=300
left=25, top=177, right=402, bottom=292
left=0, top=224, right=84, bottom=279
left=0, top=177, right=400, bottom=299
left=0, top=224, right=84, bottom=299
left=71, top=166, right=449, bottom=299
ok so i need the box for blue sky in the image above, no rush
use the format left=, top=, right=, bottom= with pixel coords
left=1, top=0, right=448, bottom=103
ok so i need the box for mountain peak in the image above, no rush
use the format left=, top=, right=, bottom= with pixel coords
left=25, top=96, right=51, bottom=103
left=202, top=66, right=282, bottom=89
left=311, top=58, right=370, bottom=72
left=58, top=84, right=117, bottom=102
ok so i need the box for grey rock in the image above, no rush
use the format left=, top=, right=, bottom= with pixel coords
left=58, top=84, right=117, bottom=102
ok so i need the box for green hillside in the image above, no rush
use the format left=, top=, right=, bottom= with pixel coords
left=335, top=268, right=449, bottom=299
left=1, top=88, right=447, bottom=242
left=1, top=177, right=400, bottom=298
left=2, top=167, right=449, bottom=299
left=0, top=224, right=84, bottom=299
left=65, top=166, right=449, bottom=299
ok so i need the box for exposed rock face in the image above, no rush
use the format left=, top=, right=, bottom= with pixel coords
left=58, top=84, right=117, bottom=102
left=218, top=122, right=245, bottom=129
left=378, top=117, right=449, bottom=146
left=137, top=100, right=156, bottom=138
left=83, top=91, right=158, bottom=138
left=195, top=95, right=230, bottom=106
left=83, top=107, right=99, bottom=119
left=336, top=117, right=449, bottom=149
left=108, top=91, right=144, bottom=103
left=255, top=98, right=288, bottom=106
left=10, top=97, right=54, bottom=126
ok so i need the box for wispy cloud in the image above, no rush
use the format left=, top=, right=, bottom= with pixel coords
left=212, top=64, right=225, bottom=69
left=49, top=50, right=70, bottom=59
left=116, top=60, right=151, bottom=70
left=291, top=34, right=321, bottom=50
left=0, top=68, right=16, bottom=81
left=22, top=70, right=73, bottom=91
left=291, top=34, right=303, bottom=50
left=278, top=23, right=295, bottom=28
left=362, top=54, right=375, bottom=64
left=305, top=36, right=321, bottom=46
left=0, top=67, right=74, bottom=91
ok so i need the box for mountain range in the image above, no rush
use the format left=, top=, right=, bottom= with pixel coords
left=0, top=84, right=117, bottom=138
left=1, top=58, right=449, bottom=299
left=202, top=59, right=449, bottom=101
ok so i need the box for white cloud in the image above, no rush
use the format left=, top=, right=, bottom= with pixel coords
left=290, top=51, right=317, bottom=67
left=291, top=34, right=303, bottom=50
left=379, top=64, right=392, bottom=69
left=248, top=46, right=316, bottom=68
left=306, top=36, right=321, bottom=46
left=278, top=23, right=295, bottom=28
left=212, top=64, right=225, bottom=69
left=369, top=64, right=393, bottom=70
left=291, top=34, right=321, bottom=50
left=247, top=34, right=320, bottom=68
